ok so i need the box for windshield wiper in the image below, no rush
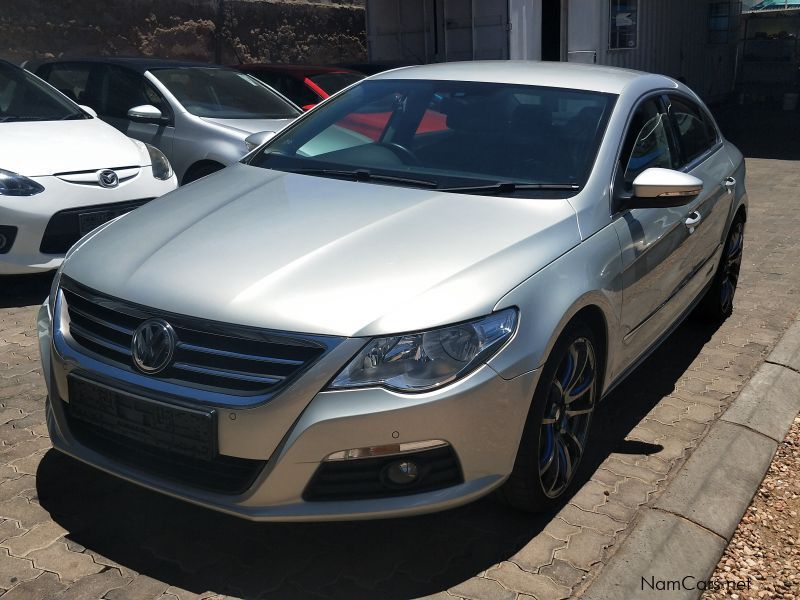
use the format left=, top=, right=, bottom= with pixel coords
left=289, top=168, right=438, bottom=188
left=438, top=182, right=581, bottom=195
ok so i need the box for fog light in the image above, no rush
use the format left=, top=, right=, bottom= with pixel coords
left=0, top=226, right=17, bottom=254
left=385, top=460, right=419, bottom=486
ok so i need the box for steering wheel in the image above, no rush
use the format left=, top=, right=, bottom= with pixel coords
left=377, top=142, right=422, bottom=166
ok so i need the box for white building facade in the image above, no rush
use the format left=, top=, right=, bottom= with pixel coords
left=366, top=0, right=741, bottom=101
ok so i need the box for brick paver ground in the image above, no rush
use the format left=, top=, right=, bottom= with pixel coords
left=1, top=151, right=799, bottom=597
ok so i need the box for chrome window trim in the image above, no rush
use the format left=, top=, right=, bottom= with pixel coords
left=609, top=89, right=722, bottom=218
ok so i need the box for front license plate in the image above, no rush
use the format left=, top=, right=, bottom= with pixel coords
left=78, top=207, right=135, bottom=235
left=67, top=376, right=217, bottom=460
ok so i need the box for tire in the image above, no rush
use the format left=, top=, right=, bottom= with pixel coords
left=697, top=217, right=744, bottom=323
left=497, top=321, right=600, bottom=512
left=182, top=162, right=224, bottom=185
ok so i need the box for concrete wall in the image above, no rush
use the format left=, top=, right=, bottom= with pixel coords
left=0, top=0, right=366, bottom=66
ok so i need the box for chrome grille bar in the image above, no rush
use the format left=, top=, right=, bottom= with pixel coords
left=59, top=276, right=340, bottom=397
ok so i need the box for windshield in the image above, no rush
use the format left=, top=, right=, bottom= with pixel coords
left=309, top=71, right=364, bottom=95
left=249, top=79, right=616, bottom=196
left=152, top=68, right=300, bottom=119
left=0, top=62, right=86, bottom=122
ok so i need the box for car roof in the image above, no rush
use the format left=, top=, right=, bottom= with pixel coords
left=36, top=57, right=226, bottom=74
left=370, top=61, right=669, bottom=95
left=237, top=64, right=361, bottom=78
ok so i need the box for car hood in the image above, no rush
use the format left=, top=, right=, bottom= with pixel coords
left=200, top=116, right=295, bottom=137
left=0, top=118, right=145, bottom=177
left=62, top=164, right=581, bottom=337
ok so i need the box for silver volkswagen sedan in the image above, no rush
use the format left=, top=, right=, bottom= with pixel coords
left=37, top=61, right=746, bottom=521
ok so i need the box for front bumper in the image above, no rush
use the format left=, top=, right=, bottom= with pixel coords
left=0, top=172, right=176, bottom=275
left=38, top=301, right=538, bottom=521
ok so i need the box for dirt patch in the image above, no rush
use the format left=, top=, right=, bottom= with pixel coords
left=0, top=0, right=366, bottom=65
left=704, top=417, right=800, bottom=599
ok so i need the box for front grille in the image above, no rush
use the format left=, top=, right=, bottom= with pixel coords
left=65, top=404, right=265, bottom=495
left=40, top=198, right=153, bottom=254
left=59, top=277, right=332, bottom=397
left=303, top=446, right=464, bottom=502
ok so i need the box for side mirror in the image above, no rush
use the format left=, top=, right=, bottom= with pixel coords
left=127, top=104, right=166, bottom=124
left=244, top=131, right=276, bottom=152
left=627, top=168, right=703, bottom=208
left=78, top=105, right=97, bottom=118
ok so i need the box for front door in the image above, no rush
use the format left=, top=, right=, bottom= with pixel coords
left=612, top=97, right=702, bottom=370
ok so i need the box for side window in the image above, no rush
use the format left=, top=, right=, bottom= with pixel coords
left=285, top=77, right=319, bottom=107
left=621, top=99, right=679, bottom=188
left=100, top=67, right=168, bottom=119
left=41, top=64, right=91, bottom=104
left=667, top=95, right=718, bottom=164
left=253, top=73, right=283, bottom=93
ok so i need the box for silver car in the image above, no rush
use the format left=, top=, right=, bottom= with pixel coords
left=37, top=61, right=746, bottom=521
left=34, top=58, right=301, bottom=184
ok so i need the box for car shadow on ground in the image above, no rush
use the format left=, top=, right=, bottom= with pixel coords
left=36, top=315, right=718, bottom=599
left=0, top=272, right=54, bottom=309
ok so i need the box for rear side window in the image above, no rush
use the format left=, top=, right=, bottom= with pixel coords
left=41, top=63, right=91, bottom=104
left=667, top=95, right=718, bottom=163
left=620, top=98, right=679, bottom=188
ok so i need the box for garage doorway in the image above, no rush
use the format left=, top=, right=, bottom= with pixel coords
left=541, top=0, right=563, bottom=61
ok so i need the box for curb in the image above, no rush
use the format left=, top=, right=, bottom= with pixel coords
left=582, top=317, right=800, bottom=600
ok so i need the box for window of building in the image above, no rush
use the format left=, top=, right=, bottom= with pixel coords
left=709, top=2, right=733, bottom=44
left=609, top=0, right=639, bottom=50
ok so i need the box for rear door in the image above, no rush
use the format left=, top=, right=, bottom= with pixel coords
left=665, top=94, right=734, bottom=278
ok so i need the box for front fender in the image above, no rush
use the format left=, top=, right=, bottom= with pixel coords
left=488, top=224, right=623, bottom=394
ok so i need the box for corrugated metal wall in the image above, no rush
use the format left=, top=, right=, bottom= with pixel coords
left=592, top=0, right=738, bottom=101
left=366, top=0, right=739, bottom=101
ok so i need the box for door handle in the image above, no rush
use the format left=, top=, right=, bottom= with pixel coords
left=724, top=177, right=736, bottom=194
left=685, top=210, right=703, bottom=233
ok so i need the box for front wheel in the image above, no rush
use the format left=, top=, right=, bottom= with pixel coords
left=497, top=322, right=600, bottom=512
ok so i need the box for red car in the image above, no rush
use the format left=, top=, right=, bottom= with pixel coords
left=236, top=64, right=364, bottom=111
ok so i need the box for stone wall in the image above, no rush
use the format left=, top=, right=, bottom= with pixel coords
left=0, top=0, right=366, bottom=66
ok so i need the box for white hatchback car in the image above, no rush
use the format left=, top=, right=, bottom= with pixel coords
left=0, top=60, right=177, bottom=275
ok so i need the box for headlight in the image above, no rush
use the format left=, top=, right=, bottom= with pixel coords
left=0, top=168, right=44, bottom=196
left=329, top=308, right=518, bottom=392
left=48, top=264, right=63, bottom=312
left=145, top=144, right=173, bottom=180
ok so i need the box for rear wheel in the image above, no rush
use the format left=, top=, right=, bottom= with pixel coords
left=698, top=217, right=744, bottom=322
left=497, top=322, right=599, bottom=512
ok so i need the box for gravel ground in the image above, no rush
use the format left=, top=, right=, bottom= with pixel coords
left=703, top=416, right=800, bottom=600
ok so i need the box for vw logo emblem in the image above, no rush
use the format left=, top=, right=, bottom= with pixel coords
left=131, top=319, right=176, bottom=374
left=97, top=169, right=119, bottom=188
